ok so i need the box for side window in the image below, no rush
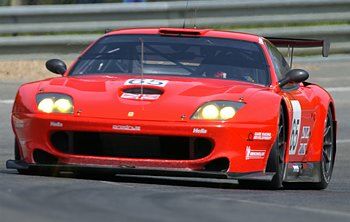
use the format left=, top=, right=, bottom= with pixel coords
left=265, top=41, right=290, bottom=80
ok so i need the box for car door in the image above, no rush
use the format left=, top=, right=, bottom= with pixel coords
left=265, top=41, right=317, bottom=162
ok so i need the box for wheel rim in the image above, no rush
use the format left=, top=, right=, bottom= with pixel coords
left=277, top=109, right=286, bottom=174
left=322, top=112, right=334, bottom=182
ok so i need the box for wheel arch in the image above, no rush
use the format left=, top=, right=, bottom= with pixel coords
left=328, top=101, right=337, bottom=161
left=265, top=98, right=289, bottom=172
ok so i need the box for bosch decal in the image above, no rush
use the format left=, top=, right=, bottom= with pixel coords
left=112, top=125, right=141, bottom=131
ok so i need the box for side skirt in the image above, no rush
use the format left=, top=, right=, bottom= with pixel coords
left=284, top=162, right=321, bottom=183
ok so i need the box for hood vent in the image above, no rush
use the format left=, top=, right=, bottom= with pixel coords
left=120, top=87, right=164, bottom=101
left=123, top=87, right=163, bottom=95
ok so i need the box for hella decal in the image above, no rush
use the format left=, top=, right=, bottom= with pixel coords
left=112, top=125, right=141, bottom=131
left=193, top=128, right=207, bottom=134
left=124, top=79, right=168, bottom=87
left=245, top=146, right=265, bottom=160
left=50, top=121, right=63, bottom=127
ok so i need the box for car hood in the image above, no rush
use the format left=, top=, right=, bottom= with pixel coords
left=38, top=75, right=265, bottom=121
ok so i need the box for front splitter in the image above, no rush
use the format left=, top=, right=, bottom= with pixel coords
left=6, top=159, right=275, bottom=181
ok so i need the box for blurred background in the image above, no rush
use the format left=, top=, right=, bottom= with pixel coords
left=2, top=0, right=147, bottom=5
left=0, top=0, right=349, bottom=81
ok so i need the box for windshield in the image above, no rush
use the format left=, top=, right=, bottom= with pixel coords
left=70, top=34, right=270, bottom=85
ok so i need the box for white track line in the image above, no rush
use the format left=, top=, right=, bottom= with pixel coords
left=337, top=139, right=350, bottom=144
left=0, top=99, right=14, bottom=104
left=325, top=87, right=350, bottom=92
left=236, top=199, right=350, bottom=218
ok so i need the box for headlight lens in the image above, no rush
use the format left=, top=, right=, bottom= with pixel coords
left=36, top=93, right=74, bottom=114
left=192, top=101, right=244, bottom=120
left=201, top=104, right=219, bottom=120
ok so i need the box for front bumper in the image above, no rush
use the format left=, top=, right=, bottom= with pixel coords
left=12, top=113, right=277, bottom=174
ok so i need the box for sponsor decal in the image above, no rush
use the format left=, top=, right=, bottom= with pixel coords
left=258, top=37, right=264, bottom=45
left=301, top=126, right=310, bottom=139
left=292, top=164, right=300, bottom=173
left=245, top=146, right=266, bottom=160
left=121, top=93, right=160, bottom=101
left=298, top=143, right=307, bottom=155
left=19, top=139, right=26, bottom=147
left=253, top=132, right=272, bottom=141
left=214, top=72, right=227, bottom=79
left=193, top=128, right=207, bottom=134
left=50, top=121, right=63, bottom=127
left=298, top=126, right=311, bottom=156
left=112, top=125, right=141, bottom=131
left=289, top=100, right=302, bottom=155
left=124, top=79, right=168, bottom=87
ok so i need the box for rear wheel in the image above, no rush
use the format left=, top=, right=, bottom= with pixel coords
left=317, top=109, right=336, bottom=189
left=284, top=108, right=335, bottom=190
left=239, top=106, right=286, bottom=189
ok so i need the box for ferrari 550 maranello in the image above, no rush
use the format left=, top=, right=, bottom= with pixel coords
left=6, top=28, right=336, bottom=189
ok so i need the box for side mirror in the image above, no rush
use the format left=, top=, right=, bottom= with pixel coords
left=46, top=59, right=67, bottom=75
left=278, top=69, right=309, bottom=88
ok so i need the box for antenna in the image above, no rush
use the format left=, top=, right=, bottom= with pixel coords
left=193, top=8, right=197, bottom=29
left=290, top=46, right=294, bottom=68
left=182, top=0, right=190, bottom=29
left=140, top=38, right=144, bottom=97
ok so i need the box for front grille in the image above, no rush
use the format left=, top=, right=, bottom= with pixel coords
left=50, top=131, right=213, bottom=160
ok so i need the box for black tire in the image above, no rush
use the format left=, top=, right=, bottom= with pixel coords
left=14, top=139, right=33, bottom=175
left=14, top=139, right=21, bottom=161
left=239, top=106, right=287, bottom=189
left=315, top=108, right=336, bottom=189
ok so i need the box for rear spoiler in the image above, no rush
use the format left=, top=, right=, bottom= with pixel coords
left=265, top=37, right=330, bottom=57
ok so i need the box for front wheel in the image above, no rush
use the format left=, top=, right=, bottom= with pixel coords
left=14, top=139, right=32, bottom=175
left=239, top=106, right=287, bottom=189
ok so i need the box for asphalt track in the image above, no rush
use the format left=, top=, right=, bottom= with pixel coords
left=0, top=58, right=350, bottom=222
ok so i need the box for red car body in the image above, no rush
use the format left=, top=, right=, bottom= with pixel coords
left=7, top=28, right=336, bottom=189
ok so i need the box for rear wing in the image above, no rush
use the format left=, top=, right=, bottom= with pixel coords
left=265, top=37, right=330, bottom=57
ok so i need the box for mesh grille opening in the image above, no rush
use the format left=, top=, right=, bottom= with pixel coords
left=51, top=131, right=213, bottom=160
left=33, top=149, right=58, bottom=164
left=123, top=87, right=163, bottom=95
left=204, top=157, right=230, bottom=172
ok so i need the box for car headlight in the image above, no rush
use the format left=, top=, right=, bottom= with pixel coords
left=191, top=101, right=244, bottom=120
left=36, top=93, right=74, bottom=114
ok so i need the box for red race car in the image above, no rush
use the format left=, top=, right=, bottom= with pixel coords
left=7, top=28, right=336, bottom=189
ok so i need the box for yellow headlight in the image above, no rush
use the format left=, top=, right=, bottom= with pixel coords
left=219, top=106, right=236, bottom=120
left=54, top=98, right=73, bottom=113
left=38, top=98, right=54, bottom=113
left=201, top=104, right=219, bottom=119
